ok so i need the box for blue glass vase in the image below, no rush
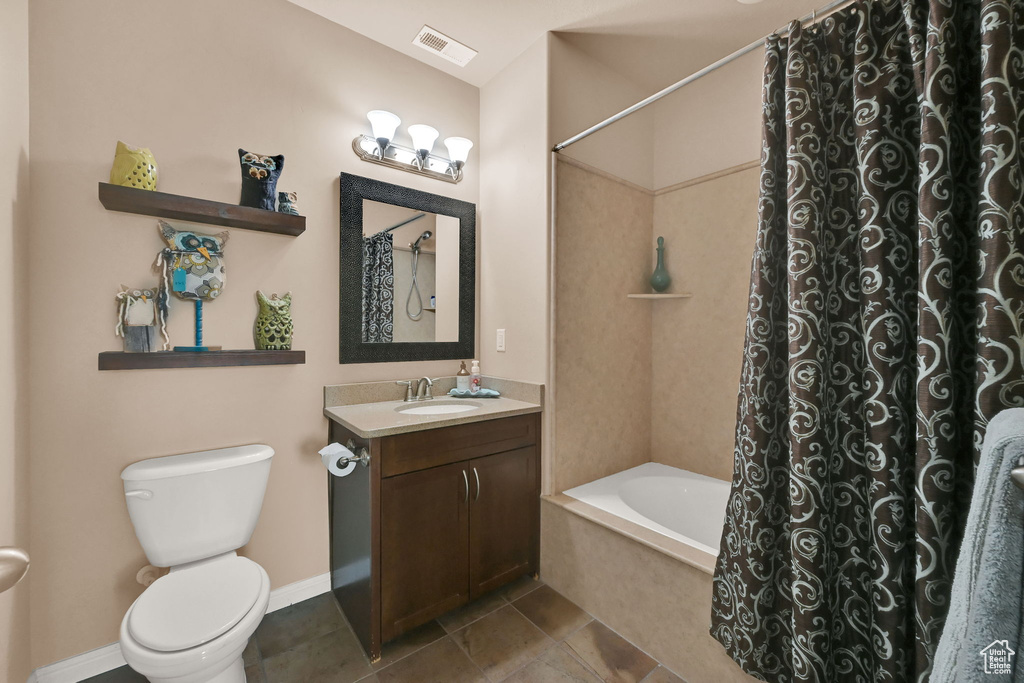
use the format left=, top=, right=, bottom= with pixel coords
left=650, top=236, right=671, bottom=292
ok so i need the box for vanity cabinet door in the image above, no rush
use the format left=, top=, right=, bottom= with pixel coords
left=468, top=446, right=539, bottom=599
left=381, top=461, right=470, bottom=642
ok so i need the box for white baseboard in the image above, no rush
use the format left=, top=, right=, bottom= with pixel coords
left=266, top=571, right=331, bottom=613
left=28, top=571, right=331, bottom=683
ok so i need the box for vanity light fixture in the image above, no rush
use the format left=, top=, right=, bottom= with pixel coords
left=352, top=111, right=472, bottom=184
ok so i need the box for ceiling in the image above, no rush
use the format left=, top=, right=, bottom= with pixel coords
left=286, top=0, right=827, bottom=90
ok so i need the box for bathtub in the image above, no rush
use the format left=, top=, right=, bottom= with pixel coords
left=542, top=463, right=751, bottom=681
left=562, top=462, right=731, bottom=558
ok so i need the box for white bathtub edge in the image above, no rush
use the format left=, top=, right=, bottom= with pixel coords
left=542, top=493, right=717, bottom=575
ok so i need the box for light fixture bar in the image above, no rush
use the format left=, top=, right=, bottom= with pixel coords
left=351, top=135, right=463, bottom=184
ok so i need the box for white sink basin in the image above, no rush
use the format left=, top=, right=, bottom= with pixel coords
left=397, top=401, right=481, bottom=416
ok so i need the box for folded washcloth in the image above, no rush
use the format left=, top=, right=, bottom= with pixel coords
left=931, top=408, right=1024, bottom=682
left=448, top=388, right=500, bottom=398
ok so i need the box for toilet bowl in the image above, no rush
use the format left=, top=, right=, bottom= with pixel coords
left=119, top=554, right=270, bottom=683
left=118, top=445, right=274, bottom=683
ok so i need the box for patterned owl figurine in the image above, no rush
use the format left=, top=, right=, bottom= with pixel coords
left=254, top=291, right=293, bottom=350
left=155, top=220, right=228, bottom=301
left=238, top=149, right=284, bottom=211
left=109, top=141, right=158, bottom=190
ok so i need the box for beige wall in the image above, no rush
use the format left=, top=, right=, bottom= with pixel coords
left=0, top=0, right=32, bottom=678
left=552, top=159, right=652, bottom=493
left=478, top=36, right=549, bottom=384
left=650, top=167, right=758, bottom=480
left=549, top=34, right=654, bottom=190
left=650, top=50, right=763, bottom=189
left=27, top=0, right=478, bottom=668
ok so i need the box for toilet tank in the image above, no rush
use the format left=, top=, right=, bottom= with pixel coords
left=121, top=444, right=274, bottom=567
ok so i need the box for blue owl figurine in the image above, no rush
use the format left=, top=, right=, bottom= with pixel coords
left=277, top=191, right=299, bottom=215
left=238, top=149, right=284, bottom=211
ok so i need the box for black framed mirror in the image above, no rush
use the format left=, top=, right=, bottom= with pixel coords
left=339, top=172, right=476, bottom=364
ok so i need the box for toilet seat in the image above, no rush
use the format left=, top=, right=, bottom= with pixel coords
left=128, top=556, right=262, bottom=652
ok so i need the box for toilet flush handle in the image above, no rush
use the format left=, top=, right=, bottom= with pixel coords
left=125, top=489, right=153, bottom=500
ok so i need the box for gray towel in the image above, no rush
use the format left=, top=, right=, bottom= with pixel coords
left=932, top=408, right=1024, bottom=682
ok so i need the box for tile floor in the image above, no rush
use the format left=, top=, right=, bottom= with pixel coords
left=81, top=577, right=684, bottom=683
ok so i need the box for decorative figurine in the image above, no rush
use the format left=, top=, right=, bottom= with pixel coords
left=109, top=141, right=158, bottom=191
left=277, top=191, right=299, bottom=215
left=115, top=284, right=169, bottom=352
left=649, top=235, right=672, bottom=293
left=238, top=149, right=284, bottom=211
left=154, top=220, right=228, bottom=351
left=254, top=291, right=294, bottom=350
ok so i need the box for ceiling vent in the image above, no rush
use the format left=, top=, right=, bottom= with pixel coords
left=413, top=25, right=477, bottom=67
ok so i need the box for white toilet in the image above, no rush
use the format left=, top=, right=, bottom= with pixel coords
left=118, top=444, right=274, bottom=683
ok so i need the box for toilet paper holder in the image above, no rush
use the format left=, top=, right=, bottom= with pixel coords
left=341, top=440, right=371, bottom=468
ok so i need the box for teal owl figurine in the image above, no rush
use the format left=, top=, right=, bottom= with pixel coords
left=154, top=220, right=228, bottom=351
left=254, top=291, right=293, bottom=350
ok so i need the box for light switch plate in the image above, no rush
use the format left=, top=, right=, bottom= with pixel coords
left=496, top=328, right=506, bottom=352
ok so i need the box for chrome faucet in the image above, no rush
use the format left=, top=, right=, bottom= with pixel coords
left=397, top=378, right=437, bottom=401
left=416, top=377, right=435, bottom=400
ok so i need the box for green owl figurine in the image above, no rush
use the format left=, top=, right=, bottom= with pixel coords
left=110, top=141, right=158, bottom=190
left=254, top=291, right=293, bottom=350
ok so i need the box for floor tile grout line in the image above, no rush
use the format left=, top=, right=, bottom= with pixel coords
left=440, top=597, right=511, bottom=635
left=500, top=578, right=543, bottom=605
left=442, top=631, right=491, bottom=682
left=560, top=639, right=608, bottom=682
left=505, top=594, right=594, bottom=644
left=570, top=618, right=664, bottom=681
left=369, top=621, right=447, bottom=673
left=492, top=640, right=569, bottom=683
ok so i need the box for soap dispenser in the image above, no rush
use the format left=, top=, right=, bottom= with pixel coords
left=469, top=360, right=482, bottom=394
left=457, top=361, right=471, bottom=392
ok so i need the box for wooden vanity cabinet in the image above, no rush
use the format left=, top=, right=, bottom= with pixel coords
left=329, top=412, right=540, bottom=661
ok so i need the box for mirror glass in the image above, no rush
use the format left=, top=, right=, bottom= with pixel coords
left=361, top=200, right=461, bottom=343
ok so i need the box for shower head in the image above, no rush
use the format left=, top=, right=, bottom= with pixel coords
left=411, top=230, right=433, bottom=250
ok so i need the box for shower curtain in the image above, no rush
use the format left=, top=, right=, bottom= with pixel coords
left=361, top=232, right=394, bottom=343
left=711, top=1, right=1024, bottom=681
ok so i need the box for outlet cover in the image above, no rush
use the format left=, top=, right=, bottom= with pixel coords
left=496, top=328, right=506, bottom=352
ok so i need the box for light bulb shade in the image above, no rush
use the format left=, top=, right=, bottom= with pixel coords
left=407, top=124, right=439, bottom=155
left=443, top=137, right=473, bottom=164
left=367, top=110, right=400, bottom=142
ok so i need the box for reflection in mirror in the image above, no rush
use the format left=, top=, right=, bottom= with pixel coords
left=361, top=200, right=460, bottom=343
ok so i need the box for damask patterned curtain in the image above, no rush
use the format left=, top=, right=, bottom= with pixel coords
left=362, top=232, right=394, bottom=343
left=711, top=1, right=1024, bottom=681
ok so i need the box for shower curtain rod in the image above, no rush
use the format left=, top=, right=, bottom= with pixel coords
left=376, top=212, right=426, bottom=235
left=552, top=0, right=859, bottom=152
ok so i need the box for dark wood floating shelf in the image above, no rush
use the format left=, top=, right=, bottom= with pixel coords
left=98, top=350, right=306, bottom=371
left=98, top=183, right=306, bottom=236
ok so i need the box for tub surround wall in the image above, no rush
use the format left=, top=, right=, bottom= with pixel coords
left=0, top=0, right=31, bottom=678
left=650, top=166, right=758, bottom=480
left=541, top=499, right=755, bottom=682
left=552, top=158, right=653, bottom=493
left=26, top=0, right=480, bottom=668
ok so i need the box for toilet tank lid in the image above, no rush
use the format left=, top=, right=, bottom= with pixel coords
left=121, top=444, right=274, bottom=482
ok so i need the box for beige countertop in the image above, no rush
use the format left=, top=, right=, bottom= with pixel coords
left=324, top=396, right=542, bottom=439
